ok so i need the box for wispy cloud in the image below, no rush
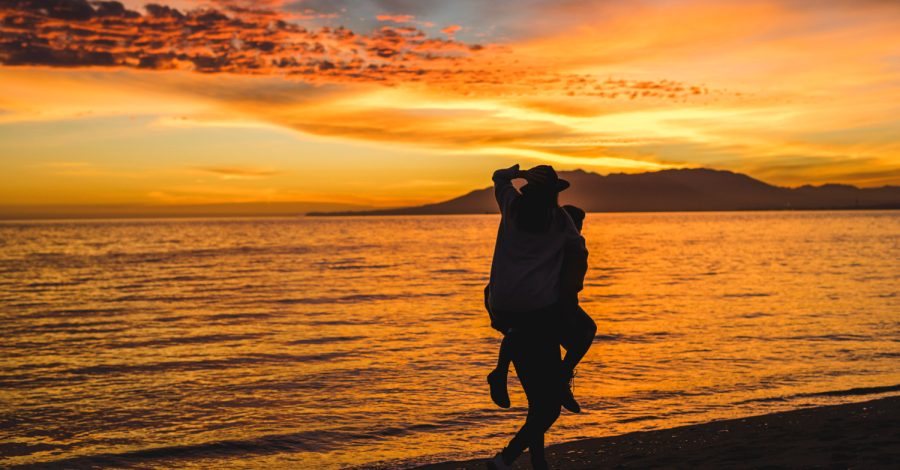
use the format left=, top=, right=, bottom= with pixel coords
left=192, top=166, right=281, bottom=179
left=33, top=160, right=145, bottom=178
left=441, top=25, right=461, bottom=37
left=376, top=14, right=415, bottom=23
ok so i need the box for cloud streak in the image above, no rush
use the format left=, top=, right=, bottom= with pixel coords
left=192, top=166, right=281, bottom=179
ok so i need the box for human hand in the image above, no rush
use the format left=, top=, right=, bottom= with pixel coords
left=507, top=163, right=530, bottom=180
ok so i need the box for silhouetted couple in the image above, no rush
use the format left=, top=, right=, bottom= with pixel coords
left=484, top=164, right=597, bottom=470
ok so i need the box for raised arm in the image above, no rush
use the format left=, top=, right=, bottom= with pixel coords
left=493, top=164, right=555, bottom=213
left=492, top=164, right=522, bottom=213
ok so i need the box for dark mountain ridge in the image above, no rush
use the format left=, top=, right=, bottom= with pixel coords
left=308, top=168, right=900, bottom=216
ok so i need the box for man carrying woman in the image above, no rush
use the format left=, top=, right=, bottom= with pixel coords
left=484, top=164, right=597, bottom=470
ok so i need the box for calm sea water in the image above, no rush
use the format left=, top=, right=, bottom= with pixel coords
left=1, top=212, right=898, bottom=468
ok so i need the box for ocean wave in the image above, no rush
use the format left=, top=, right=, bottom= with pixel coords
left=10, top=409, right=513, bottom=469
left=275, top=292, right=452, bottom=305
left=12, top=430, right=348, bottom=469
left=732, top=333, right=873, bottom=342
left=17, top=319, right=121, bottom=332
left=205, top=312, right=274, bottom=321
left=1, top=352, right=358, bottom=389
left=286, top=335, right=367, bottom=345
left=24, top=281, right=84, bottom=289
left=594, top=332, right=680, bottom=344
left=9, top=245, right=314, bottom=270
left=312, top=257, right=398, bottom=271
left=721, top=292, right=772, bottom=298
left=110, top=293, right=229, bottom=304
left=105, top=333, right=266, bottom=349
left=732, top=384, right=900, bottom=405
left=430, top=269, right=472, bottom=274
left=61, top=352, right=354, bottom=375
left=736, top=312, right=773, bottom=319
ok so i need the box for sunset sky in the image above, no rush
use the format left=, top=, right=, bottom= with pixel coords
left=1, top=0, right=899, bottom=211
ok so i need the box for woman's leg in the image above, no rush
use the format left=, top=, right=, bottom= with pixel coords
left=555, top=302, right=596, bottom=413
left=560, top=303, right=597, bottom=374
left=496, top=331, right=513, bottom=373
left=488, top=331, right=513, bottom=408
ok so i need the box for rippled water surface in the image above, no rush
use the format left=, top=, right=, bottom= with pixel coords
left=1, top=212, right=898, bottom=468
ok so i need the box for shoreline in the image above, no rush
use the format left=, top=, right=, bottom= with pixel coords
left=413, top=395, right=900, bottom=469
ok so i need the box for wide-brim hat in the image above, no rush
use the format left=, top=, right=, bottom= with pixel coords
left=521, top=179, right=569, bottom=194
left=520, top=165, right=570, bottom=194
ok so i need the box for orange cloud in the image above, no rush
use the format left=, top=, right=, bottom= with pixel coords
left=441, top=24, right=461, bottom=36
left=0, top=0, right=720, bottom=103
left=376, top=14, right=415, bottom=23
left=192, top=166, right=281, bottom=179
left=0, top=1, right=480, bottom=80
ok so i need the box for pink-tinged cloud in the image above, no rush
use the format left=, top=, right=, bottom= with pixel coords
left=376, top=14, right=415, bottom=23
left=441, top=25, right=462, bottom=36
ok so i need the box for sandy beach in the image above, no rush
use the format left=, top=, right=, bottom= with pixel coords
left=416, top=396, right=900, bottom=469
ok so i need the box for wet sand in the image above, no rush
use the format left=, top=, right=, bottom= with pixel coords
left=417, top=396, right=900, bottom=469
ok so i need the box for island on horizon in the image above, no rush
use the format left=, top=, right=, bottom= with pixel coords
left=308, top=167, right=900, bottom=216
left=2, top=167, right=898, bottom=221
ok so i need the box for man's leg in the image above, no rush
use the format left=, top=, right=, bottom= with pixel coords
left=501, top=322, right=562, bottom=465
left=523, top=398, right=558, bottom=470
left=501, top=395, right=560, bottom=465
left=528, top=432, right=548, bottom=470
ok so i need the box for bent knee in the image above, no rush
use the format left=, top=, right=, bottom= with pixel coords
left=581, top=317, right=597, bottom=340
left=530, top=407, right=560, bottom=431
left=544, top=407, right=562, bottom=427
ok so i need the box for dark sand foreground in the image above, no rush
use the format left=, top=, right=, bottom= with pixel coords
left=417, top=396, right=900, bottom=469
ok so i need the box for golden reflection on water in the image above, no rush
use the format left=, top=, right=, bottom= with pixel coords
left=1, top=211, right=898, bottom=468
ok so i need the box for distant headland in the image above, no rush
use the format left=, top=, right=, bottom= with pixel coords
left=3, top=168, right=898, bottom=220
left=308, top=168, right=900, bottom=216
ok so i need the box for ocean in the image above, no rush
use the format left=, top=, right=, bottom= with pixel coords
left=1, top=211, right=898, bottom=468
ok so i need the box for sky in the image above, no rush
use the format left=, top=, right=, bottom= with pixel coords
left=1, top=0, right=899, bottom=211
